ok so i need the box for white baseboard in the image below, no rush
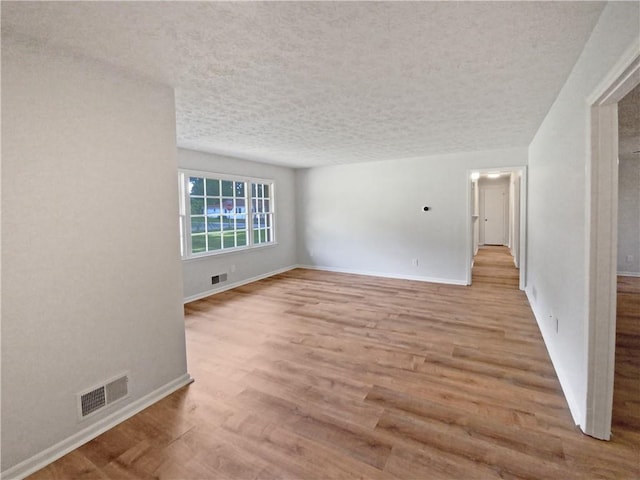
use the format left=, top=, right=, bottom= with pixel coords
left=184, top=264, right=468, bottom=304
left=183, top=265, right=298, bottom=303
left=1, top=373, right=194, bottom=480
left=297, top=264, right=468, bottom=286
left=525, top=289, right=583, bottom=429
left=618, top=271, right=640, bottom=277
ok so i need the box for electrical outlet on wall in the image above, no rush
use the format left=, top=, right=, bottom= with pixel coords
left=412, top=258, right=419, bottom=267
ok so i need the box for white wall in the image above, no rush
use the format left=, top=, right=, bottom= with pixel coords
left=1, top=38, right=190, bottom=474
left=527, top=2, right=640, bottom=428
left=179, top=149, right=297, bottom=301
left=618, top=155, right=640, bottom=275
left=296, top=147, right=527, bottom=284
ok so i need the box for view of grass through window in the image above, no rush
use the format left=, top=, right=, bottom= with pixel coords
left=183, top=173, right=274, bottom=256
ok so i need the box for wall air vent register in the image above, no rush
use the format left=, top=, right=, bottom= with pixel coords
left=78, top=373, right=129, bottom=419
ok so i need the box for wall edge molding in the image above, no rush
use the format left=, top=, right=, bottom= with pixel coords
left=297, top=264, right=468, bottom=286
left=617, top=271, right=640, bottom=277
left=525, top=288, right=583, bottom=429
left=183, top=265, right=298, bottom=303
left=1, top=374, right=194, bottom=480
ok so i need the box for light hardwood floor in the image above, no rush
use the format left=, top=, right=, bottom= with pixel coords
left=29, top=247, right=639, bottom=479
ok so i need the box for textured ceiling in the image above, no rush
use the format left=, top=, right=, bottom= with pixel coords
left=2, top=1, right=606, bottom=168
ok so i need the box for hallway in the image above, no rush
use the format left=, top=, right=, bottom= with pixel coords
left=472, top=245, right=519, bottom=289
left=474, top=246, right=640, bottom=449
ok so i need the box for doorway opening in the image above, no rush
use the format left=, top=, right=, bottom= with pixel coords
left=466, top=167, right=527, bottom=290
left=584, top=48, right=638, bottom=440
left=612, top=83, right=640, bottom=439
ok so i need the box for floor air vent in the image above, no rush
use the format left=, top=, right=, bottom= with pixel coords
left=78, top=374, right=129, bottom=419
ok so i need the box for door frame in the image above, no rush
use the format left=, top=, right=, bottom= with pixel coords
left=583, top=45, right=639, bottom=440
left=466, top=166, right=527, bottom=289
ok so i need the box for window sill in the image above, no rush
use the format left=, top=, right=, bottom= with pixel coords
left=182, top=242, right=279, bottom=263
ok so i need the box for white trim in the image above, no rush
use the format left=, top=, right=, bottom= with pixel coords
left=584, top=44, right=639, bottom=441
left=526, top=289, right=581, bottom=426
left=179, top=168, right=274, bottom=186
left=182, top=241, right=279, bottom=262
left=1, top=373, right=194, bottom=480
left=298, top=264, right=468, bottom=286
left=519, top=167, right=528, bottom=291
left=617, top=271, right=640, bottom=278
left=183, top=263, right=469, bottom=303
left=587, top=41, right=640, bottom=106
left=183, top=265, right=297, bottom=303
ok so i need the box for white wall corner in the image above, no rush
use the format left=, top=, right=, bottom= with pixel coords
left=525, top=289, right=585, bottom=429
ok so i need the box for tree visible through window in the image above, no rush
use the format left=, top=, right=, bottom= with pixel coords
left=179, top=172, right=275, bottom=257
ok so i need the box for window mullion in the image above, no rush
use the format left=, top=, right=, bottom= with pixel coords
left=184, top=174, right=193, bottom=257
left=248, top=182, right=254, bottom=247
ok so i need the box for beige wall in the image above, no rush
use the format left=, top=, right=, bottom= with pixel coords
left=1, top=38, right=189, bottom=473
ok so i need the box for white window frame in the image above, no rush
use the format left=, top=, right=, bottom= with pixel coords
left=179, top=169, right=276, bottom=259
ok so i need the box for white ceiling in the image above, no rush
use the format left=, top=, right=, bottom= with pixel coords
left=2, top=1, right=606, bottom=168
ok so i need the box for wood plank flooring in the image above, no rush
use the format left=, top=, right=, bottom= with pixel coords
left=614, top=275, right=640, bottom=437
left=29, top=246, right=639, bottom=479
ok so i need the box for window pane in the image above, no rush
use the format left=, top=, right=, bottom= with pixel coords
left=189, top=177, right=204, bottom=196
left=206, top=198, right=220, bottom=215
left=192, top=234, right=206, bottom=253
left=222, top=198, right=234, bottom=213
left=223, top=232, right=235, bottom=248
left=235, top=182, right=245, bottom=197
left=253, top=229, right=262, bottom=244
left=191, top=216, right=205, bottom=233
left=236, top=198, right=246, bottom=216
left=257, top=184, right=263, bottom=197
left=222, top=180, right=234, bottom=196
left=263, top=184, right=269, bottom=197
left=206, top=232, right=221, bottom=251
left=236, top=230, right=247, bottom=247
left=221, top=216, right=234, bottom=231
left=265, top=228, right=272, bottom=242
left=206, top=178, right=220, bottom=196
left=251, top=183, right=256, bottom=197
left=207, top=215, right=221, bottom=232
left=190, top=197, right=204, bottom=215
left=263, top=199, right=270, bottom=213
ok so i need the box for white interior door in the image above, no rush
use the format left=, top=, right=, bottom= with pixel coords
left=483, top=188, right=505, bottom=245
